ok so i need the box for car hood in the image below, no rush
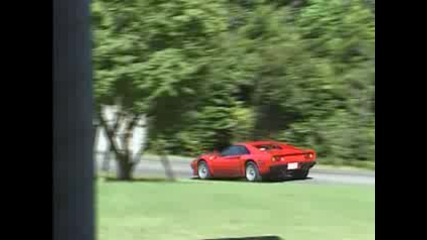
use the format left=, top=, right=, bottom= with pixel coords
left=199, top=152, right=219, bottom=160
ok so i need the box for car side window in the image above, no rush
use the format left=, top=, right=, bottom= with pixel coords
left=220, top=145, right=250, bottom=156
left=236, top=146, right=250, bottom=155
left=220, top=146, right=238, bottom=156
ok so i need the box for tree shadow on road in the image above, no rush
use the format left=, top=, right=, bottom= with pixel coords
left=191, top=176, right=313, bottom=184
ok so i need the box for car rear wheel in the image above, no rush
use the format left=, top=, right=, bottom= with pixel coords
left=198, top=161, right=211, bottom=180
left=245, top=162, right=262, bottom=182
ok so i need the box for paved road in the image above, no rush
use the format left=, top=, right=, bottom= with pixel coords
left=96, top=154, right=375, bottom=185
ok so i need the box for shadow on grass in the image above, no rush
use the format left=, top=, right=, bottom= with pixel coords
left=191, top=176, right=313, bottom=184
left=203, top=236, right=283, bottom=240
left=104, top=176, right=177, bottom=183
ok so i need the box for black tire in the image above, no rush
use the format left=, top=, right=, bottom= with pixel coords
left=198, top=161, right=211, bottom=180
left=245, top=162, right=262, bottom=182
left=293, top=169, right=309, bottom=180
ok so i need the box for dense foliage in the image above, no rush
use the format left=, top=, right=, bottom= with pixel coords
left=93, top=0, right=375, bottom=168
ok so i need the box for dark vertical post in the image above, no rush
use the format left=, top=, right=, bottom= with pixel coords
left=53, top=0, right=94, bottom=239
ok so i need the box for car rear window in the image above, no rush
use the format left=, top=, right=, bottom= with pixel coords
left=254, top=144, right=282, bottom=151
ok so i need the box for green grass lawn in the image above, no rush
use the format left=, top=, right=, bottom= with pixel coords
left=97, top=180, right=375, bottom=240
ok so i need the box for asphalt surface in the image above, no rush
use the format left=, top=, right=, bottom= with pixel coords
left=96, top=154, right=375, bottom=185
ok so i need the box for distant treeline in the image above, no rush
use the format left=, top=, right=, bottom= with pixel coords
left=93, top=0, right=375, bottom=167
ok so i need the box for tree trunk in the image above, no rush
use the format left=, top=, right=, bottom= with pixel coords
left=117, top=155, right=133, bottom=181
left=159, top=154, right=175, bottom=181
left=98, top=109, right=140, bottom=181
left=154, top=138, right=175, bottom=181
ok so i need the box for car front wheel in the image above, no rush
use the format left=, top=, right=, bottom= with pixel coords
left=198, top=161, right=211, bottom=180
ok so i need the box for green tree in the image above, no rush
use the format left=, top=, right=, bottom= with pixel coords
left=93, top=0, right=229, bottom=179
left=92, top=0, right=375, bottom=171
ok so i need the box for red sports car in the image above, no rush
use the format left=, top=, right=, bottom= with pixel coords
left=190, top=141, right=316, bottom=182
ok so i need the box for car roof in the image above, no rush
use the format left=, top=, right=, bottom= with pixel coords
left=235, top=140, right=284, bottom=147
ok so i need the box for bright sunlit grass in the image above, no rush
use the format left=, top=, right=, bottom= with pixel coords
left=97, top=179, right=374, bottom=240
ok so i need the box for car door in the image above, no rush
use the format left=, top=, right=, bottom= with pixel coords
left=212, top=145, right=250, bottom=177
left=225, top=145, right=251, bottom=177
left=210, top=146, right=239, bottom=177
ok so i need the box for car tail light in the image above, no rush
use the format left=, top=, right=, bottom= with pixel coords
left=272, top=156, right=285, bottom=161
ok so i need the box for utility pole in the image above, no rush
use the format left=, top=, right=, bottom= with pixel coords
left=53, top=0, right=94, bottom=239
